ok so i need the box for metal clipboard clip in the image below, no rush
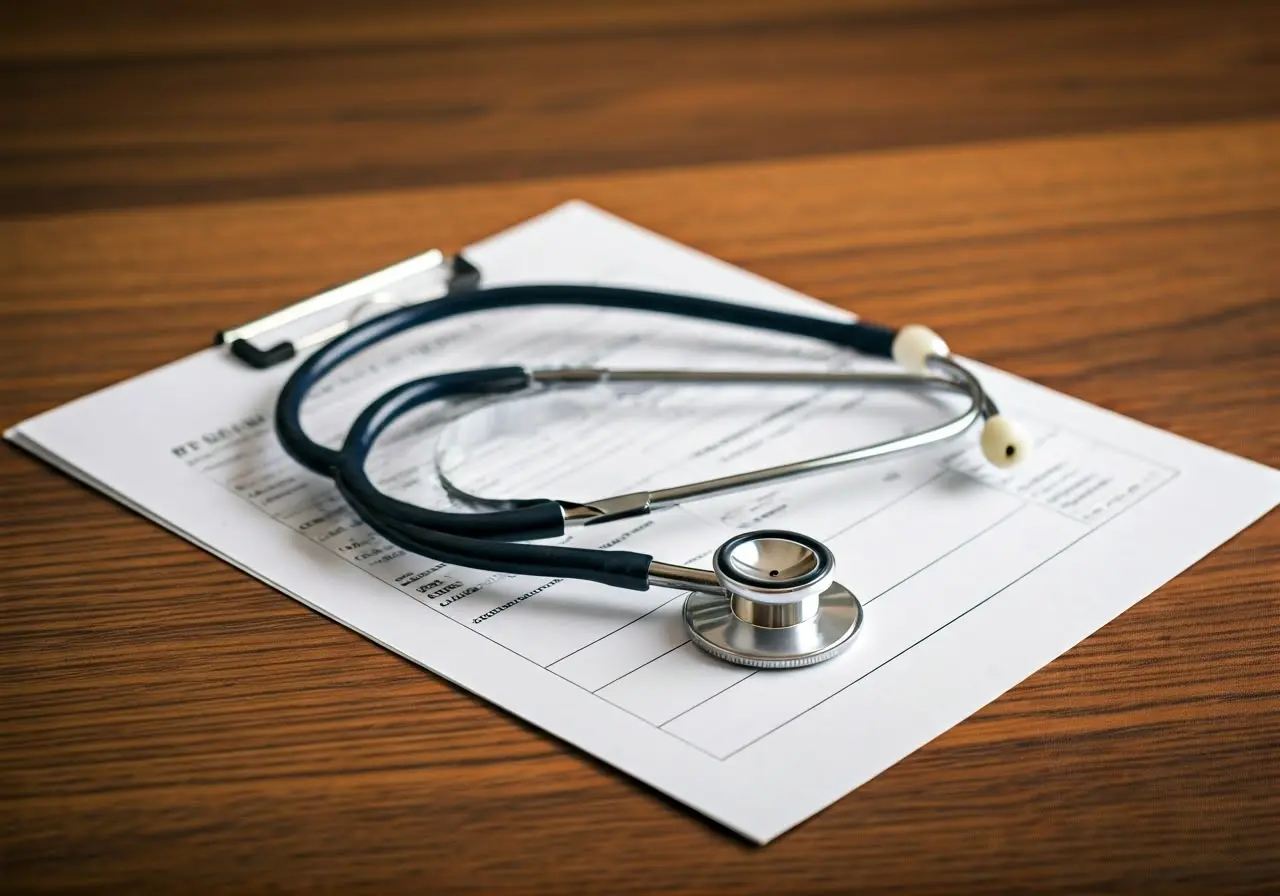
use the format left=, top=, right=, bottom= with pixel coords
left=215, top=250, right=481, bottom=369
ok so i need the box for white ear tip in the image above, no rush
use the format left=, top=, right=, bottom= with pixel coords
left=891, top=324, right=949, bottom=373
left=981, top=415, right=1031, bottom=468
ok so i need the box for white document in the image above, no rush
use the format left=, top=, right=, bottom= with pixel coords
left=8, top=201, right=1278, bottom=843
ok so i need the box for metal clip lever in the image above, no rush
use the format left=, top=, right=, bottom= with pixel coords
left=216, top=251, right=482, bottom=369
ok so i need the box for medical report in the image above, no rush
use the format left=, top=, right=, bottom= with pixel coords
left=8, top=201, right=1279, bottom=843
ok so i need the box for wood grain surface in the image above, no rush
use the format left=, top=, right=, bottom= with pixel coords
left=2, top=2, right=1278, bottom=893
left=5, top=0, right=1280, bottom=216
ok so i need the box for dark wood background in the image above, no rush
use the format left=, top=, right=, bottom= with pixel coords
left=2, top=1, right=1278, bottom=892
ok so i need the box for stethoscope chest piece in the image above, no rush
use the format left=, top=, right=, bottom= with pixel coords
left=683, top=530, right=863, bottom=669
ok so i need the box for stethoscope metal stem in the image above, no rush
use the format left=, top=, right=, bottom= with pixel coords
left=647, top=561, right=721, bottom=594
left=730, top=592, right=820, bottom=627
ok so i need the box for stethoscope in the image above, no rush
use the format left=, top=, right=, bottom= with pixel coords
left=267, top=281, right=1029, bottom=670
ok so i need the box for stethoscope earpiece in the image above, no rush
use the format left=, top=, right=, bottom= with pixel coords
left=980, top=414, right=1033, bottom=469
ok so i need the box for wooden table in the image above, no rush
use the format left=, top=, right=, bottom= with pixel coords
left=3, top=2, right=1277, bottom=891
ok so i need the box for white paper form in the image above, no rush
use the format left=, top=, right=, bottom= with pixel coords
left=8, top=201, right=1279, bottom=843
